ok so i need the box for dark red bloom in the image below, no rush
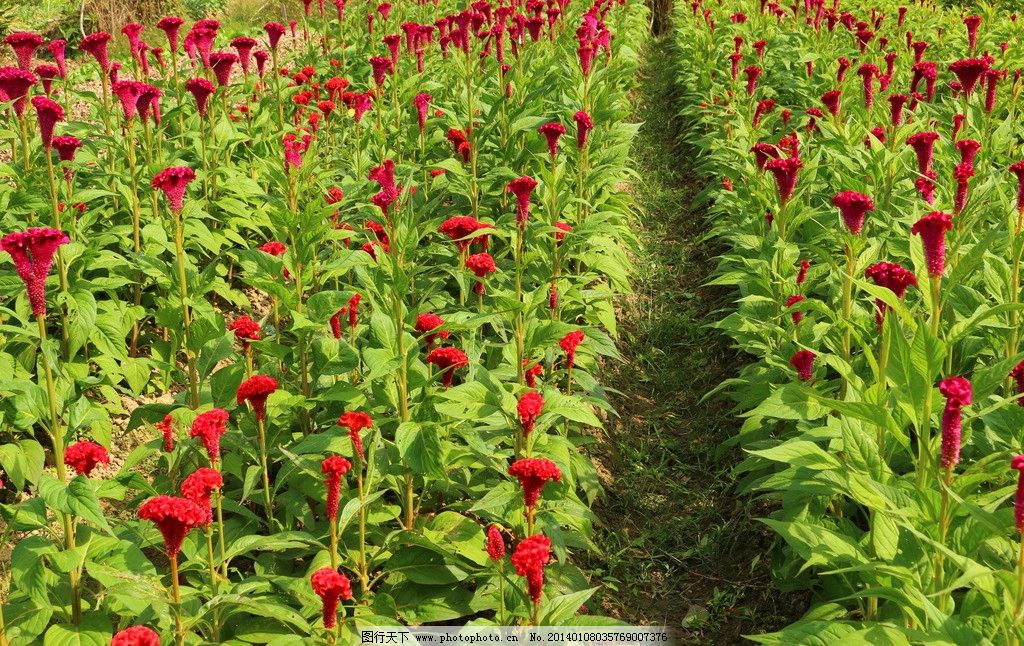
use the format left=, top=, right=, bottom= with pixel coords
left=949, top=57, right=991, bottom=95
left=560, top=330, right=585, bottom=370
left=573, top=110, right=593, bottom=149
left=857, top=63, right=879, bottom=108
left=938, top=376, right=972, bottom=470
left=864, top=261, right=917, bottom=327
left=111, top=626, right=160, bottom=646
left=152, top=166, right=196, bottom=213
left=153, top=414, right=175, bottom=453
left=953, top=162, right=975, bottom=215
left=538, top=122, right=566, bottom=157
left=52, top=135, right=80, bottom=164
left=416, top=313, right=449, bottom=349
left=796, top=259, right=810, bottom=285
left=750, top=143, right=780, bottom=171
left=507, top=176, right=538, bottom=226
left=31, top=95, right=63, bottom=150
left=138, top=495, right=207, bottom=557
left=338, top=411, right=372, bottom=461
left=180, top=467, right=222, bottom=524
left=511, top=534, right=551, bottom=604
left=440, top=216, right=489, bottom=251
left=237, top=375, right=279, bottom=422
left=209, top=51, right=238, bottom=86
left=889, top=93, right=909, bottom=126
left=832, top=191, right=874, bottom=235
left=524, top=360, right=543, bottom=387
left=786, top=294, right=805, bottom=325
left=321, top=456, right=352, bottom=521
left=79, top=32, right=112, bottom=71
left=369, top=55, right=394, bottom=86
left=517, top=390, right=544, bottom=436
left=112, top=80, right=147, bottom=120
left=0, top=228, right=69, bottom=318
left=466, top=253, right=497, bottom=294
left=1012, top=455, right=1024, bottom=533
left=744, top=65, right=761, bottom=95
left=486, top=524, right=505, bottom=561
left=230, top=36, right=257, bottom=74
left=508, top=457, right=561, bottom=509
left=311, top=568, right=352, bottom=629
left=907, top=131, right=940, bottom=174
left=157, top=16, right=184, bottom=53
left=765, top=157, right=803, bottom=205
left=264, top=22, right=286, bottom=50
left=228, top=315, right=261, bottom=350
left=64, top=441, right=110, bottom=477
left=821, top=89, right=841, bottom=116
left=35, top=64, right=58, bottom=94
left=427, top=346, right=469, bottom=387
left=5, top=32, right=42, bottom=70
left=790, top=349, right=816, bottom=381
left=0, top=67, right=37, bottom=117
left=46, top=39, right=67, bottom=78
left=185, top=77, right=216, bottom=117
left=964, top=15, right=982, bottom=50
left=189, top=408, right=229, bottom=464
left=1010, top=161, right=1024, bottom=215
left=911, top=211, right=954, bottom=277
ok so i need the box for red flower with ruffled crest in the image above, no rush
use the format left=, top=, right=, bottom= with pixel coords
left=416, top=313, right=449, bottom=350
left=5, top=32, right=42, bottom=70
left=180, top=467, right=222, bottom=524
left=329, top=293, right=361, bottom=338
left=508, top=458, right=561, bottom=509
left=189, top=408, right=228, bottom=464
left=338, top=411, right=373, bottom=461
left=938, top=376, right=971, bottom=470
left=185, top=77, right=216, bottom=117
left=0, top=67, right=37, bottom=117
left=228, top=315, right=261, bottom=350
left=157, top=16, right=184, bottom=53
left=64, top=441, right=110, bottom=477
left=790, top=350, right=815, bottom=381
left=311, top=568, right=352, bottom=629
left=574, top=111, right=593, bottom=150
left=949, top=57, right=991, bottom=95
left=907, top=131, right=939, bottom=175
left=912, top=211, right=954, bottom=277
left=209, top=51, right=237, bottom=86
left=744, top=65, right=761, bottom=96
left=832, top=191, right=874, bottom=235
left=237, top=375, right=278, bottom=422
left=1012, top=456, right=1024, bottom=533
left=79, top=32, right=112, bottom=71
left=152, top=166, right=196, bottom=213
left=369, top=56, right=394, bottom=87
left=517, top=391, right=544, bottom=437
left=264, top=22, right=286, bottom=50
left=31, top=96, right=63, bottom=150
left=821, top=89, right=841, bottom=116
left=47, top=40, right=67, bottom=78
left=138, top=495, right=207, bottom=557
left=486, top=524, right=505, bottom=561
left=35, top=64, right=58, bottom=94
left=857, top=63, right=879, bottom=108
left=321, top=456, right=351, bottom=521
left=414, top=92, right=431, bottom=132
left=785, top=294, right=805, bottom=325
left=440, top=216, right=488, bottom=251
left=466, top=253, right=497, bottom=295
left=765, top=157, right=802, bottom=205
left=1010, top=161, right=1024, bottom=216
left=560, top=330, right=585, bottom=370
left=427, top=346, right=469, bottom=387
left=112, top=80, right=148, bottom=120
left=865, top=262, right=916, bottom=328
left=1, top=228, right=69, bottom=318
left=511, top=534, right=551, bottom=605
left=111, top=626, right=160, bottom=646
left=538, top=122, right=566, bottom=157
left=507, top=176, right=538, bottom=227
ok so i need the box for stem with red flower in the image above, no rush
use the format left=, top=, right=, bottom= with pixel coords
left=170, top=202, right=200, bottom=408
left=355, top=452, right=368, bottom=594
left=255, top=413, right=275, bottom=530
left=840, top=241, right=856, bottom=399
left=270, top=49, right=286, bottom=130
left=17, top=112, right=30, bottom=172
left=169, top=552, right=185, bottom=646
left=214, top=486, right=228, bottom=578
left=204, top=523, right=221, bottom=640
left=43, top=151, right=71, bottom=357
left=935, top=462, right=954, bottom=612
left=126, top=122, right=146, bottom=359
left=547, top=156, right=560, bottom=321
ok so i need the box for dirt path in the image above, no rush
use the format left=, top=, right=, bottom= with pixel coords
left=587, top=35, right=808, bottom=644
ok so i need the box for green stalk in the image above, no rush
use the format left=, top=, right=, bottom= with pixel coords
left=840, top=242, right=855, bottom=400
left=170, top=552, right=185, bottom=646
left=935, top=465, right=954, bottom=613
left=256, top=414, right=274, bottom=530
left=356, top=464, right=368, bottom=594
left=171, top=206, right=200, bottom=408
left=205, top=525, right=221, bottom=641
left=214, top=486, right=228, bottom=578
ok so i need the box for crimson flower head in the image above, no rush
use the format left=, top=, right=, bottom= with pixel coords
left=440, top=216, right=488, bottom=251
left=1, top=227, right=69, bottom=318
left=228, top=315, right=261, bottom=350
left=538, top=122, right=566, bottom=157
left=155, top=414, right=176, bottom=453
left=888, top=93, right=909, bottom=127
left=111, top=626, right=160, bottom=646
left=185, top=77, right=216, bottom=116
left=938, top=376, right=972, bottom=470
left=31, top=95, right=63, bottom=150
left=832, top=191, right=874, bottom=235
left=1010, top=161, right=1024, bottom=215
left=52, top=135, right=81, bottom=164
left=209, top=51, right=238, bottom=86
left=35, top=63, right=59, bottom=94
left=157, top=16, right=184, bottom=53
left=744, top=65, right=762, bottom=95
left=311, top=568, right=352, bottom=629
left=466, top=253, right=497, bottom=295
left=857, top=63, right=879, bottom=107
left=79, top=32, right=112, bottom=71
left=560, top=330, right=585, bottom=370
left=427, top=346, right=469, bottom=387
left=785, top=294, right=805, bottom=325
left=790, top=350, right=815, bottom=381
left=264, top=22, right=286, bottom=50
left=821, top=89, right=841, bottom=116
left=949, top=58, right=991, bottom=95
left=321, top=455, right=352, bottom=521
left=237, top=375, right=279, bottom=422
left=574, top=110, right=593, bottom=150
left=796, top=259, right=810, bottom=285
left=5, top=32, right=42, bottom=70
left=369, top=56, right=394, bottom=87
left=964, top=15, right=982, bottom=50
left=1012, top=455, right=1024, bottom=533
left=0, top=67, right=37, bottom=117
left=507, top=176, right=538, bottom=226
left=517, top=390, right=544, bottom=436
left=413, top=92, right=432, bottom=132
left=907, top=131, right=940, bottom=175
left=864, top=261, right=917, bottom=327
left=956, top=139, right=981, bottom=167
left=416, top=312, right=449, bottom=349
left=750, top=143, right=780, bottom=170
left=261, top=240, right=287, bottom=256
left=46, top=39, right=67, bottom=78
left=180, top=467, right=222, bottom=524
left=511, top=534, right=551, bottom=605
left=254, top=50, right=269, bottom=76
left=189, top=408, right=229, bottom=464
left=338, top=411, right=373, bottom=461
left=911, top=211, right=954, bottom=278
left=524, top=360, right=544, bottom=388
left=64, top=441, right=110, bottom=477
left=138, top=495, right=207, bottom=557
left=152, top=166, right=196, bottom=213
left=486, top=524, right=505, bottom=561
left=230, top=36, right=258, bottom=74
left=508, top=457, right=561, bottom=509
left=764, top=157, right=803, bottom=206
left=953, top=162, right=975, bottom=215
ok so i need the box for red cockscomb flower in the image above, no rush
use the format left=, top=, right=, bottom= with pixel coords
left=180, top=467, right=222, bottom=524
left=79, top=32, right=112, bottom=71
left=912, top=211, right=954, bottom=278
left=35, top=64, right=59, bottom=95
left=508, top=457, right=561, bottom=509
left=5, top=32, right=42, bottom=70
left=507, top=176, right=538, bottom=227
left=821, top=89, right=841, bottom=117
left=765, top=157, right=803, bottom=206
left=152, top=166, right=196, bottom=213
left=1010, top=161, right=1024, bottom=216
left=112, top=80, right=148, bottom=120
left=337, top=411, right=372, bottom=461
left=1012, top=455, right=1024, bottom=533
left=517, top=390, right=544, bottom=436
left=230, top=36, right=257, bottom=74
left=744, top=65, right=761, bottom=96
left=790, top=350, right=815, bottom=381
left=138, top=495, right=207, bottom=557
left=413, top=92, right=431, bottom=132
left=832, top=191, right=874, bottom=235
left=907, top=131, right=940, bottom=175
left=538, top=122, right=566, bottom=157
left=155, top=414, right=175, bottom=452
left=157, top=16, right=184, bottom=53
left=228, top=315, right=261, bottom=350
left=466, top=252, right=497, bottom=295
left=46, top=39, right=67, bottom=78
left=264, top=22, right=286, bottom=50
left=52, top=135, right=81, bottom=166
left=953, top=162, right=975, bottom=215
left=1, top=228, right=69, bottom=318
left=185, top=77, right=216, bottom=116
left=785, top=294, right=805, bottom=324
left=64, top=441, right=110, bottom=477
left=574, top=110, right=593, bottom=150
left=486, top=524, right=505, bottom=561
left=0, top=67, right=37, bottom=117
left=511, top=534, right=551, bottom=605
left=440, top=216, right=488, bottom=252
left=426, top=346, right=469, bottom=387
left=964, top=15, right=982, bottom=51
left=189, top=408, right=229, bottom=464
left=321, top=456, right=351, bottom=521
left=560, top=330, right=584, bottom=370
left=31, top=95, right=63, bottom=150
left=111, top=626, right=160, bottom=646
left=416, top=312, right=449, bottom=349
left=311, top=568, right=352, bottom=629
left=237, top=375, right=278, bottom=422
left=949, top=57, right=991, bottom=95
left=209, top=51, right=238, bottom=86
left=524, top=360, right=543, bottom=387
left=938, top=376, right=972, bottom=471
left=261, top=240, right=287, bottom=256
left=865, top=262, right=917, bottom=328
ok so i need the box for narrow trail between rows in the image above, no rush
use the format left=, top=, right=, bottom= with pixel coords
left=586, top=35, right=807, bottom=644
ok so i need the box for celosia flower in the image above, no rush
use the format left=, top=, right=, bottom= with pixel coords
left=0, top=228, right=69, bottom=318
left=64, top=441, right=110, bottom=477
left=228, top=315, right=261, bottom=350
left=911, top=211, right=954, bottom=278
left=52, top=135, right=80, bottom=165
left=574, top=110, right=593, bottom=150
left=310, top=568, right=352, bottom=629
left=752, top=98, right=775, bottom=127
left=112, top=80, right=148, bottom=120
left=31, top=95, right=63, bottom=150
left=46, top=40, right=67, bottom=78
left=180, top=467, right=222, bottom=524
left=254, top=50, right=269, bottom=76
left=369, top=56, right=393, bottom=87
left=155, top=414, right=175, bottom=452
left=111, top=626, right=160, bottom=646
left=555, top=222, right=572, bottom=246
left=185, top=77, right=216, bottom=116
left=1011, top=455, right=1024, bottom=533
left=832, top=191, right=874, bottom=235
left=440, top=216, right=488, bottom=251
left=821, top=89, right=841, bottom=116
left=949, top=57, right=991, bottom=95
left=1010, top=161, right=1024, bottom=215
left=189, top=408, right=229, bottom=464
left=790, top=350, right=815, bottom=381
left=785, top=294, right=805, bottom=325
left=261, top=240, right=287, bottom=256
left=938, top=376, right=972, bottom=470
left=956, top=139, right=981, bottom=167
left=889, top=93, right=908, bottom=126
left=152, top=166, right=196, bottom=213
left=915, top=170, right=937, bottom=205
left=136, top=84, right=161, bottom=124
left=508, top=457, right=561, bottom=509
left=964, top=15, right=981, bottom=50
left=416, top=312, right=449, bottom=349
left=507, top=176, right=538, bottom=227
left=560, top=330, right=585, bottom=370
left=744, top=65, right=761, bottom=96
left=750, top=143, right=780, bottom=170
left=209, top=51, right=237, bottom=86
left=524, top=360, right=543, bottom=387
left=837, top=57, right=851, bottom=82
left=237, top=375, right=279, bottom=422
left=230, top=36, right=257, bottom=74
left=35, top=64, right=59, bottom=94
left=466, top=253, right=497, bottom=295
left=79, top=32, right=112, bottom=71
left=486, top=524, right=505, bottom=561
left=796, top=259, right=810, bottom=285
left=338, top=411, right=372, bottom=461
left=264, top=22, right=286, bottom=50
left=0, top=67, right=37, bottom=117
left=538, top=122, right=566, bottom=157
left=5, top=32, right=42, bottom=70
left=953, top=162, right=975, bottom=215
left=864, top=262, right=917, bottom=328
left=426, top=346, right=469, bottom=387
left=907, top=131, right=940, bottom=174
left=321, top=456, right=351, bottom=521
left=157, top=16, right=184, bottom=53
left=511, top=534, right=551, bottom=605
left=857, top=63, right=879, bottom=108
left=517, top=391, right=544, bottom=436
left=764, top=157, right=803, bottom=205
left=138, top=495, right=207, bottom=557
left=190, top=26, right=218, bottom=67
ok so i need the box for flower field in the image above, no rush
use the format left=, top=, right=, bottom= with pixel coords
left=0, top=0, right=647, bottom=642
left=676, top=0, right=1024, bottom=643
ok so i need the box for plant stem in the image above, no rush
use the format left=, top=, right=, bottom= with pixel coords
left=205, top=525, right=221, bottom=641
left=256, top=415, right=274, bottom=531
left=172, top=207, right=200, bottom=408
left=356, top=467, right=368, bottom=594
left=170, top=553, right=185, bottom=646
left=840, top=242, right=855, bottom=399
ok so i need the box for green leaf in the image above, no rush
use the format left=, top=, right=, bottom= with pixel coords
left=395, top=422, right=444, bottom=478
